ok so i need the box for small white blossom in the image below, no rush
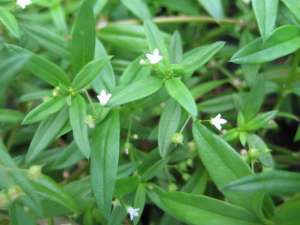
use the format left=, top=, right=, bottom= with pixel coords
left=127, top=207, right=139, bottom=221
left=124, top=148, right=129, bottom=155
left=139, top=59, right=146, bottom=65
left=210, top=114, right=227, bottom=131
left=17, top=0, right=31, bottom=9
left=146, top=48, right=163, bottom=64
left=97, top=90, right=112, bottom=106
left=242, top=0, right=251, bottom=4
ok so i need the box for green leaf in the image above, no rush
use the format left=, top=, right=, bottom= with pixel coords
left=247, top=134, right=274, bottom=168
left=0, top=7, right=21, bottom=38
left=72, top=58, right=109, bottom=91
left=282, top=0, right=300, bottom=24
left=245, top=111, right=277, bottom=131
left=198, top=0, right=225, bottom=20
left=161, top=191, right=260, bottom=225
left=92, top=39, right=116, bottom=92
left=32, top=175, right=78, bottom=213
left=191, top=80, right=227, bottom=98
left=274, top=198, right=300, bottom=225
left=252, top=0, right=278, bottom=39
left=165, top=78, right=197, bottom=117
left=0, top=109, right=24, bottom=123
left=192, top=122, right=265, bottom=214
left=181, top=42, right=225, bottom=74
left=6, top=44, right=71, bottom=87
left=22, top=24, right=69, bottom=58
left=114, top=176, right=139, bottom=197
left=158, top=99, right=182, bottom=157
left=9, top=202, right=36, bottom=225
left=231, top=25, right=300, bottom=64
left=294, top=124, right=300, bottom=142
left=26, top=107, right=68, bottom=164
left=71, top=0, right=95, bottom=74
left=181, top=168, right=208, bottom=194
left=144, top=19, right=169, bottom=60
left=119, top=56, right=151, bottom=86
left=108, top=76, right=163, bottom=107
left=133, top=184, right=146, bottom=225
left=241, top=76, right=265, bottom=121
left=121, top=0, right=151, bottom=20
left=22, top=96, right=66, bottom=125
left=169, top=31, right=183, bottom=64
left=69, top=95, right=90, bottom=158
left=224, top=171, right=300, bottom=196
left=0, top=140, right=43, bottom=216
left=91, top=111, right=120, bottom=218
left=99, top=24, right=148, bottom=54
left=0, top=53, right=30, bottom=85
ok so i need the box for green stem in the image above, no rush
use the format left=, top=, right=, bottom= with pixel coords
left=97, top=15, right=245, bottom=30
left=84, top=90, right=97, bottom=115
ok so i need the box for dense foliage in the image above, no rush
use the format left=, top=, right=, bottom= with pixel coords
left=0, top=0, right=300, bottom=224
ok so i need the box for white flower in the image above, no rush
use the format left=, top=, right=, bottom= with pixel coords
left=97, top=90, right=112, bottom=106
left=17, top=0, right=31, bottom=9
left=242, top=0, right=251, bottom=4
left=146, top=48, right=163, bottom=64
left=124, top=148, right=129, bottom=155
left=210, top=114, right=227, bottom=131
left=127, top=207, right=139, bottom=221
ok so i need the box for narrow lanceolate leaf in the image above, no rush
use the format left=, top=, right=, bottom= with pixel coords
left=274, top=198, right=300, bottom=225
left=108, top=76, right=163, bottom=107
left=0, top=109, right=24, bottom=123
left=26, top=107, right=68, bottom=164
left=144, top=19, right=169, bottom=60
left=32, top=175, right=78, bottom=213
left=224, top=171, right=300, bottom=196
left=133, top=184, right=146, bottom=225
left=181, top=42, right=225, bottom=74
left=9, top=202, right=36, bottom=225
left=119, top=56, right=151, bottom=86
left=71, top=0, right=95, bottom=74
left=91, top=111, right=120, bottom=219
left=69, top=95, right=90, bottom=158
left=121, top=0, right=151, bottom=20
left=92, top=40, right=116, bottom=92
left=6, top=44, right=71, bottom=87
left=0, top=53, right=30, bottom=85
left=252, top=0, right=278, bottom=39
left=192, top=122, right=265, bottom=214
left=22, top=96, right=66, bottom=125
left=282, top=0, right=300, bottom=23
left=158, top=100, right=182, bottom=157
left=231, top=25, right=300, bottom=64
left=72, top=58, right=109, bottom=91
left=0, top=7, right=21, bottom=39
left=169, top=31, right=183, bottom=64
left=0, top=140, right=43, bottom=217
left=198, top=0, right=225, bottom=20
left=165, top=78, right=197, bottom=117
left=160, top=192, right=261, bottom=225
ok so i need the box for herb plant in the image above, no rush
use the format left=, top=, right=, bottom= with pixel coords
left=0, top=0, right=300, bottom=225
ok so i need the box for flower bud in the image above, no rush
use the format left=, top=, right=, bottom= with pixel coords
left=171, top=133, right=183, bottom=145
left=85, top=115, right=95, bottom=129
left=248, top=148, right=260, bottom=160
left=168, top=183, right=178, bottom=191
left=0, top=192, right=9, bottom=208
left=52, top=87, right=60, bottom=97
left=8, top=186, right=23, bottom=201
left=27, top=165, right=42, bottom=180
left=188, top=141, right=196, bottom=152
